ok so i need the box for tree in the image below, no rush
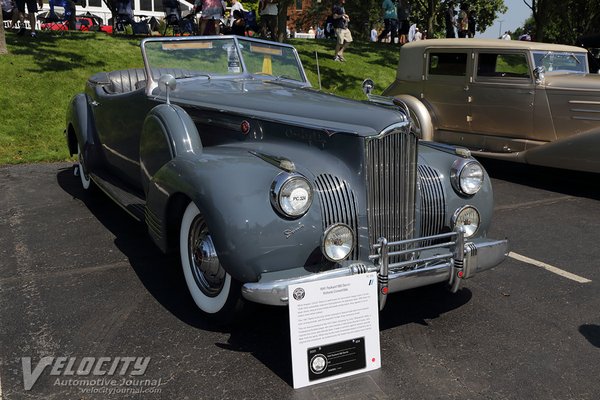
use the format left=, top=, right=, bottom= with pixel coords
left=299, top=0, right=507, bottom=40
left=0, top=10, right=7, bottom=55
left=410, top=0, right=507, bottom=38
left=522, top=0, right=556, bottom=42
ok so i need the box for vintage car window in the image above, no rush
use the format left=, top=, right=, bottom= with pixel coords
left=428, top=53, right=468, bottom=76
left=237, top=38, right=305, bottom=82
left=532, top=51, right=588, bottom=73
left=144, top=39, right=243, bottom=78
left=476, top=53, right=530, bottom=79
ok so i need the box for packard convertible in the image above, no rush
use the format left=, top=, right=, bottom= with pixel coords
left=379, top=39, right=600, bottom=173
left=66, top=36, right=507, bottom=320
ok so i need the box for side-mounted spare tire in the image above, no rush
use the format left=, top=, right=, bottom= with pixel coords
left=140, top=104, right=203, bottom=195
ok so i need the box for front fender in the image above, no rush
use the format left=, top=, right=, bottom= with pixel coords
left=146, top=151, right=325, bottom=283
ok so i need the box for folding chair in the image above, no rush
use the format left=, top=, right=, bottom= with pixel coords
left=42, top=0, right=76, bottom=32
left=162, top=0, right=181, bottom=36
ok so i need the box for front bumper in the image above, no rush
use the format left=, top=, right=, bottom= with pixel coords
left=241, top=229, right=508, bottom=310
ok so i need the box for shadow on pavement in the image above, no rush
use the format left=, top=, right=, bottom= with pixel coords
left=579, top=324, right=600, bottom=348
left=56, top=164, right=474, bottom=387
left=479, top=158, right=600, bottom=201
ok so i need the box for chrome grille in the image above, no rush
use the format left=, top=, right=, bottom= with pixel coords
left=417, top=165, right=446, bottom=238
left=314, top=174, right=359, bottom=259
left=366, top=126, right=417, bottom=259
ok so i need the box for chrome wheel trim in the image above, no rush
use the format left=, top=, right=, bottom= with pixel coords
left=188, top=215, right=226, bottom=297
left=179, top=202, right=232, bottom=314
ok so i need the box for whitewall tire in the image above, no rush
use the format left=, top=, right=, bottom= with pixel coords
left=179, top=202, right=241, bottom=318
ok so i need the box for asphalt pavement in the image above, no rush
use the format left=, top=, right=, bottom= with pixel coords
left=0, top=161, right=599, bottom=399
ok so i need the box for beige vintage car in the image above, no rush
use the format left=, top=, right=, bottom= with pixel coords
left=373, top=39, right=600, bottom=173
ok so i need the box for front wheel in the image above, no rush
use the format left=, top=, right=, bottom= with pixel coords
left=179, top=202, right=243, bottom=321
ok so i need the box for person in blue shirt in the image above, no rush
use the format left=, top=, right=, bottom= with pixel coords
left=377, top=0, right=398, bottom=44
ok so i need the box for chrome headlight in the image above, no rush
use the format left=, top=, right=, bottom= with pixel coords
left=322, top=224, right=354, bottom=262
left=271, top=173, right=313, bottom=218
left=452, top=206, right=480, bottom=238
left=451, top=159, right=484, bottom=196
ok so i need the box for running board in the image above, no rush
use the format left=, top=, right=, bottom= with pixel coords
left=90, top=171, right=146, bottom=222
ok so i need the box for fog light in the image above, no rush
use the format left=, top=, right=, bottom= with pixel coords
left=452, top=206, right=480, bottom=238
left=322, top=224, right=354, bottom=262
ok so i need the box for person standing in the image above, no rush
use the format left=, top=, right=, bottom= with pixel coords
left=12, top=0, right=42, bottom=37
left=370, top=26, right=378, bottom=42
left=457, top=2, right=468, bottom=38
left=444, top=0, right=456, bottom=38
left=198, top=0, right=225, bottom=35
left=377, top=0, right=397, bottom=44
left=397, top=0, right=410, bottom=44
left=259, top=0, right=278, bottom=41
left=228, top=0, right=246, bottom=29
left=332, top=0, right=352, bottom=62
left=501, top=31, right=511, bottom=40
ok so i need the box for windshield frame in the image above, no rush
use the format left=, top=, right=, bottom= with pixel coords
left=140, top=35, right=310, bottom=95
left=532, top=51, right=589, bottom=74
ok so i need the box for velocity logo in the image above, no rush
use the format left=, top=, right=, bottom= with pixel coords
left=22, top=356, right=151, bottom=390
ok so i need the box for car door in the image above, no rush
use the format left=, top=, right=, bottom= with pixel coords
left=468, top=51, right=535, bottom=152
left=91, top=85, right=153, bottom=191
left=423, top=50, right=471, bottom=132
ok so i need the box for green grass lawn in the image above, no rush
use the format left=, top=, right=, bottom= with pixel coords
left=0, top=32, right=399, bottom=165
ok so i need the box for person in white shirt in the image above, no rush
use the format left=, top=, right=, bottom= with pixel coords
left=501, top=31, right=511, bottom=40
left=229, top=0, right=246, bottom=29
left=370, top=27, right=378, bottom=42
left=413, top=27, right=422, bottom=41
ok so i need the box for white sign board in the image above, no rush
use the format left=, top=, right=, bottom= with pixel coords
left=288, top=272, right=381, bottom=389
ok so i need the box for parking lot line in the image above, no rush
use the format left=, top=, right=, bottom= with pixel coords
left=509, top=252, right=592, bottom=283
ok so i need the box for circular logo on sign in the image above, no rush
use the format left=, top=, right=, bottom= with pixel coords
left=292, top=287, right=305, bottom=301
left=310, top=354, right=327, bottom=374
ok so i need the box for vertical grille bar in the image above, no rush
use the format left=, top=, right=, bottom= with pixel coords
left=366, top=127, right=417, bottom=259
left=417, top=165, right=446, bottom=239
left=315, top=175, right=359, bottom=259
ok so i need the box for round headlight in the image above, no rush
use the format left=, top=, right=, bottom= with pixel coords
left=452, top=160, right=484, bottom=196
left=452, top=206, right=480, bottom=238
left=271, top=173, right=313, bottom=218
left=322, top=224, right=354, bottom=262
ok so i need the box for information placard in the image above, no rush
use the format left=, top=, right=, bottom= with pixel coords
left=288, top=272, right=381, bottom=389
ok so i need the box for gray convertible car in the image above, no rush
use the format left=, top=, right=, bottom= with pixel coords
left=66, top=36, right=507, bottom=321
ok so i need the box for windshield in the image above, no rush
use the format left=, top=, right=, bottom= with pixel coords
left=532, top=51, right=588, bottom=73
left=142, top=36, right=307, bottom=83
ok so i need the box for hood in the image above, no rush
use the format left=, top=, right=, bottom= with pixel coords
left=164, top=78, right=407, bottom=137
left=544, top=72, right=600, bottom=91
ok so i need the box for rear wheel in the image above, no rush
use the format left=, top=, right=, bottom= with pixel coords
left=179, top=202, right=243, bottom=321
left=76, top=144, right=91, bottom=190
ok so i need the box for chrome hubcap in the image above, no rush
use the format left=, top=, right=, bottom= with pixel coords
left=188, top=216, right=225, bottom=297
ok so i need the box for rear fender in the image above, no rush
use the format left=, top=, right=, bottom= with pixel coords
left=65, top=93, right=102, bottom=170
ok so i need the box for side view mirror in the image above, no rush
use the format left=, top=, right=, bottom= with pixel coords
left=158, top=74, right=177, bottom=104
left=533, top=66, right=545, bottom=84
left=362, top=79, right=375, bottom=96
